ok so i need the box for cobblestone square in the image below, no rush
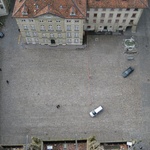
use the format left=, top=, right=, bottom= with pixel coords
left=0, top=4, right=150, bottom=149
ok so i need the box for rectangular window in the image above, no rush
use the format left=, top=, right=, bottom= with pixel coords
left=110, top=8, right=114, bottom=11
left=67, top=20, right=71, bottom=22
left=124, top=13, right=128, bottom=17
left=0, top=4, right=4, bottom=9
left=129, top=20, right=134, bottom=24
left=56, top=20, right=60, bottom=22
left=109, top=13, right=113, bottom=18
left=94, top=13, right=97, bottom=17
left=126, top=8, right=130, bottom=11
left=74, top=32, right=79, bottom=38
left=86, top=13, right=89, bottom=17
left=122, top=19, right=126, bottom=23
left=26, top=31, right=30, bottom=36
left=24, top=25, right=28, bottom=30
left=75, top=20, right=79, bottom=23
left=102, top=8, right=106, bottom=11
left=40, top=25, right=45, bottom=31
left=115, top=20, right=119, bottom=23
left=108, top=20, right=111, bottom=23
left=39, top=20, right=44, bottom=22
left=67, top=25, right=71, bottom=31
left=134, top=8, right=138, bottom=11
left=26, top=37, right=31, bottom=43
left=33, top=32, right=37, bottom=37
left=58, top=33, right=62, bottom=38
left=29, top=19, right=34, bottom=22
left=74, top=39, right=79, bottom=43
left=87, top=26, right=91, bottom=29
left=93, top=19, right=96, bottom=23
left=132, top=13, right=136, bottom=18
left=30, top=25, right=35, bottom=30
left=57, top=25, right=61, bottom=30
left=49, top=25, right=53, bottom=31
left=119, top=26, right=123, bottom=28
left=67, top=32, right=71, bottom=38
left=42, top=33, right=46, bottom=37
left=48, top=20, right=52, bottom=22
left=100, top=20, right=104, bottom=23
left=101, top=13, right=105, bottom=17
left=104, top=26, right=107, bottom=30
left=74, top=25, right=79, bottom=31
left=117, top=14, right=121, bottom=17
left=50, top=34, right=54, bottom=37
left=67, top=39, right=72, bottom=43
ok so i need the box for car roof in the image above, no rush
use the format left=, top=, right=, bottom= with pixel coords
left=94, top=106, right=102, bottom=113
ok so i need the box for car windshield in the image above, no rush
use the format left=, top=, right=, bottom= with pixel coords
left=92, top=111, right=96, bottom=115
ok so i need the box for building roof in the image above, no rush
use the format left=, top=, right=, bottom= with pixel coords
left=88, top=0, right=148, bottom=9
left=12, top=0, right=86, bottom=19
left=43, top=140, right=87, bottom=150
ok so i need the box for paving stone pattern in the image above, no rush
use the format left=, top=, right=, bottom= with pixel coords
left=0, top=3, right=150, bottom=149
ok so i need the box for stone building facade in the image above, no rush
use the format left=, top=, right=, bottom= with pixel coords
left=15, top=16, right=84, bottom=45
left=13, top=0, right=86, bottom=45
left=84, top=8, right=144, bottom=33
left=85, top=0, right=148, bottom=33
left=13, top=0, right=148, bottom=45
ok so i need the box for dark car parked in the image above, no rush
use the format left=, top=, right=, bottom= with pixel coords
left=122, top=67, right=134, bottom=78
left=0, top=32, right=4, bottom=38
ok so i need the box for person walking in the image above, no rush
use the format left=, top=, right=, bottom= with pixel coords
left=6, top=80, right=9, bottom=84
left=56, top=105, right=60, bottom=109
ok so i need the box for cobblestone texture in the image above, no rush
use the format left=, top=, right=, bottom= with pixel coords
left=0, top=1, right=150, bottom=149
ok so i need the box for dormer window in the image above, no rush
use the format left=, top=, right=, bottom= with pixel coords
left=22, top=5, right=28, bottom=16
left=70, top=6, right=76, bottom=16
left=36, top=5, right=39, bottom=9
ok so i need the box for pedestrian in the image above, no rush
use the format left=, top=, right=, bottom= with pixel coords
left=0, top=68, right=2, bottom=71
left=6, top=80, right=9, bottom=84
left=56, top=105, right=60, bottom=109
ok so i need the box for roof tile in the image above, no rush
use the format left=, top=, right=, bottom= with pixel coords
left=88, top=0, right=148, bottom=8
left=13, top=0, right=87, bottom=19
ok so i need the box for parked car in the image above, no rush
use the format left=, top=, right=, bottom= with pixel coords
left=89, top=105, right=103, bottom=117
left=0, top=32, right=4, bottom=38
left=122, top=67, right=134, bottom=78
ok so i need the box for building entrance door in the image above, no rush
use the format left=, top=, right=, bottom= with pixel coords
left=51, top=39, right=55, bottom=44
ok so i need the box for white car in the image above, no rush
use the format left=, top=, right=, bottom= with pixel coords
left=89, top=106, right=103, bottom=117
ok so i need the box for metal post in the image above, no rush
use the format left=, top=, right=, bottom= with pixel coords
left=25, top=135, right=29, bottom=150
left=75, top=134, right=78, bottom=150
